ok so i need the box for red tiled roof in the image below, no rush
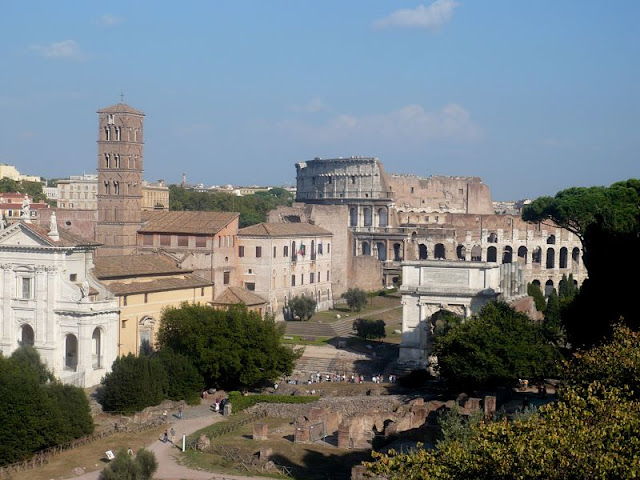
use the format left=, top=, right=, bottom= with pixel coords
left=237, top=222, right=332, bottom=237
left=139, top=211, right=239, bottom=235
left=213, top=286, right=267, bottom=306
left=93, top=253, right=188, bottom=279
left=97, top=103, right=145, bottom=115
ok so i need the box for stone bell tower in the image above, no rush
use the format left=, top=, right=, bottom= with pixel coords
left=95, top=102, right=144, bottom=255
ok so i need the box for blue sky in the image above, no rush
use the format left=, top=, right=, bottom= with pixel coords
left=1, top=1, right=638, bottom=200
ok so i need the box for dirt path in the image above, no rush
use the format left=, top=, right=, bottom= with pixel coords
left=71, top=401, right=259, bottom=480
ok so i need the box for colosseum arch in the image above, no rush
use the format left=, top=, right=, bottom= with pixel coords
left=572, top=247, right=580, bottom=266
left=350, top=207, right=357, bottom=227
left=546, top=248, right=555, bottom=269
left=419, top=244, right=428, bottom=260
left=471, top=245, right=482, bottom=261
left=377, top=208, right=388, bottom=227
left=456, top=244, right=466, bottom=260
left=434, top=243, right=446, bottom=260
left=517, top=246, right=528, bottom=263
left=502, top=246, right=513, bottom=264
left=532, top=247, right=542, bottom=264
left=487, top=246, right=497, bottom=262
left=362, top=242, right=371, bottom=256
left=376, top=242, right=386, bottom=261
left=559, top=247, right=568, bottom=269
left=545, top=279, right=554, bottom=297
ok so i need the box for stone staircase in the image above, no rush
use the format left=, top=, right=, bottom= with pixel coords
left=284, top=317, right=354, bottom=338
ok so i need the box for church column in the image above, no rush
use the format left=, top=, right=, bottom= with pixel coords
left=35, top=266, right=47, bottom=346
left=1, top=264, right=13, bottom=345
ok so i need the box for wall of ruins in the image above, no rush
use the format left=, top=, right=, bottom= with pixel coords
left=388, top=174, right=494, bottom=215
left=348, top=253, right=384, bottom=292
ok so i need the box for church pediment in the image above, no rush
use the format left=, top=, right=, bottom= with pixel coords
left=0, top=223, right=56, bottom=248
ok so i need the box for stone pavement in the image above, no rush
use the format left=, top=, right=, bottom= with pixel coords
left=74, top=400, right=260, bottom=480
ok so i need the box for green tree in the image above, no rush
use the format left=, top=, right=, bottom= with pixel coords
left=156, top=304, right=301, bottom=390
left=155, top=348, right=203, bottom=404
left=542, top=289, right=564, bottom=345
left=342, top=288, right=367, bottom=312
left=353, top=318, right=386, bottom=341
left=522, top=179, right=640, bottom=347
left=434, top=301, right=560, bottom=391
left=99, top=448, right=158, bottom=480
left=100, top=354, right=168, bottom=413
left=558, top=273, right=578, bottom=299
left=526, top=282, right=546, bottom=313
left=288, top=295, right=317, bottom=320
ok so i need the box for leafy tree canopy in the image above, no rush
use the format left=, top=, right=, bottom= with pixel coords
left=434, top=301, right=560, bottom=391
left=168, top=185, right=293, bottom=227
left=522, top=179, right=640, bottom=347
left=342, top=288, right=367, bottom=312
left=353, top=318, right=386, bottom=341
left=157, top=303, right=301, bottom=390
left=288, top=295, right=317, bottom=321
left=99, top=448, right=158, bottom=480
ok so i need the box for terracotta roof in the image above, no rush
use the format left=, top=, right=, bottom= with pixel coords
left=93, top=253, right=187, bottom=279
left=139, top=211, right=239, bottom=235
left=19, top=221, right=101, bottom=248
left=213, top=286, right=267, bottom=306
left=237, top=222, right=332, bottom=237
left=97, top=103, right=145, bottom=116
left=103, top=274, right=212, bottom=295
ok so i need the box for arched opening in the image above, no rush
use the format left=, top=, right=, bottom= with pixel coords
left=532, top=247, right=542, bottom=264
left=92, top=328, right=102, bottom=369
left=532, top=279, right=541, bottom=287
left=139, top=317, right=156, bottom=355
left=546, top=248, right=555, bottom=269
left=559, top=247, right=568, bottom=268
left=376, top=242, right=386, bottom=261
left=502, top=246, right=513, bottom=264
left=349, top=207, right=357, bottom=227
left=572, top=247, right=580, bottom=266
left=377, top=208, right=388, bottom=227
left=418, top=244, right=428, bottom=260
left=456, top=244, right=466, bottom=260
left=545, top=280, right=554, bottom=297
left=547, top=235, right=556, bottom=245
left=363, top=208, right=372, bottom=227
left=517, top=246, right=528, bottom=264
left=434, top=243, right=446, bottom=260
left=362, top=242, right=371, bottom=256
left=19, top=324, right=34, bottom=346
left=65, top=334, right=78, bottom=371
left=487, top=232, right=498, bottom=243
left=487, top=246, right=497, bottom=262
left=393, top=243, right=402, bottom=261
left=471, top=245, right=482, bottom=262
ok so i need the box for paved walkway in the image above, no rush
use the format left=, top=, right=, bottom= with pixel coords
left=75, top=401, right=259, bottom=480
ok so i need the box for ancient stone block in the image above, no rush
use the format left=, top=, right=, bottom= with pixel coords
left=253, top=423, right=268, bottom=440
left=465, top=397, right=482, bottom=410
left=484, top=395, right=497, bottom=420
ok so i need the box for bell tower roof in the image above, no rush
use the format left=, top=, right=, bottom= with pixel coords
left=97, top=103, right=145, bottom=116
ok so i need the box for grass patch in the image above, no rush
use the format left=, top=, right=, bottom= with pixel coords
left=281, top=334, right=331, bottom=345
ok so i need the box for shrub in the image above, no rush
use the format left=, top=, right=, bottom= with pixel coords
left=288, top=295, right=317, bottom=321
left=353, top=318, right=386, bottom=340
left=342, top=288, right=367, bottom=312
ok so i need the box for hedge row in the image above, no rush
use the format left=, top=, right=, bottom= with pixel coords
left=227, top=392, right=320, bottom=412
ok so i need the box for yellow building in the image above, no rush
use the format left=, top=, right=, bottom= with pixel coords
left=93, top=253, right=213, bottom=356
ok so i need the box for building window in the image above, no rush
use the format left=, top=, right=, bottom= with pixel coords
left=21, top=277, right=32, bottom=299
left=223, top=271, right=230, bottom=285
left=410, top=187, right=414, bottom=193
left=104, top=127, right=110, bottom=141
left=327, top=271, right=330, bottom=281
left=318, top=243, right=323, bottom=254
left=301, top=274, right=304, bottom=285
left=273, top=246, right=277, bottom=258
left=201, top=287, right=205, bottom=296
left=160, top=234, right=171, bottom=246
left=122, top=319, right=127, bottom=328
left=123, top=295, right=127, bottom=306
left=177, top=235, right=188, bottom=247
left=195, top=236, right=206, bottom=248
left=143, top=234, right=154, bottom=246
left=115, top=127, right=121, bottom=141
left=310, top=272, right=315, bottom=283
left=246, top=282, right=255, bottom=291
left=327, top=243, right=330, bottom=254
left=144, top=293, right=149, bottom=303
left=256, top=246, right=262, bottom=258
left=284, top=245, right=289, bottom=257
left=291, top=275, right=296, bottom=286
left=239, top=246, right=245, bottom=257
left=70, top=274, right=77, bottom=282
left=105, top=154, right=110, bottom=168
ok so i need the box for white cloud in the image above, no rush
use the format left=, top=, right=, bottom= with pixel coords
left=276, top=103, right=480, bottom=144
left=373, top=0, right=459, bottom=30
left=30, top=40, right=83, bottom=60
left=99, top=14, right=123, bottom=27
left=291, top=98, right=330, bottom=113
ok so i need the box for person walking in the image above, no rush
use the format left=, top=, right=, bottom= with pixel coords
left=170, top=427, right=176, bottom=443
left=178, top=407, right=183, bottom=419
left=163, top=430, right=168, bottom=443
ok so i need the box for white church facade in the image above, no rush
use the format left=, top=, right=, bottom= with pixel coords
left=0, top=215, right=119, bottom=387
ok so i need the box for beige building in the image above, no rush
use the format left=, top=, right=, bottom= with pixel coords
left=141, top=180, right=169, bottom=211
left=212, top=286, right=268, bottom=316
left=57, top=174, right=98, bottom=210
left=0, top=193, right=50, bottom=224
left=93, top=253, right=213, bottom=356
left=236, top=222, right=333, bottom=320
left=0, top=164, right=41, bottom=183
left=136, top=210, right=239, bottom=295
